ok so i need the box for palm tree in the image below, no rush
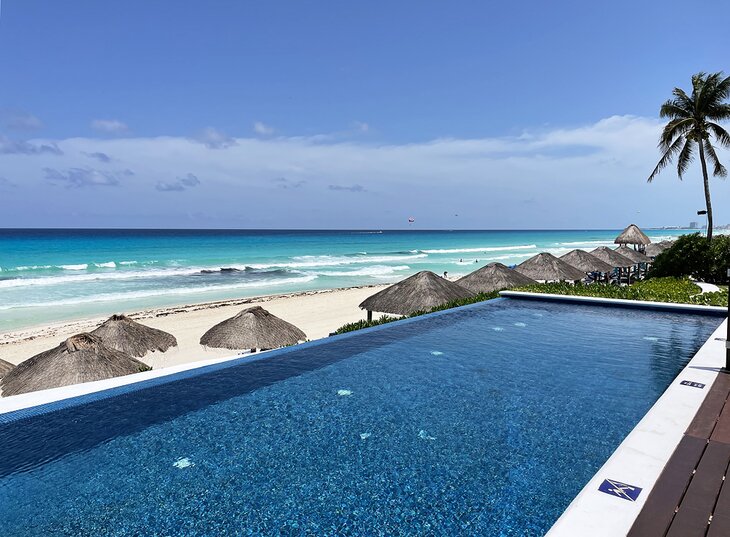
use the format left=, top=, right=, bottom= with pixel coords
left=648, top=72, right=730, bottom=241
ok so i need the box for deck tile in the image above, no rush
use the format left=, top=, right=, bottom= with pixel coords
left=686, top=373, right=730, bottom=440
left=708, top=513, right=730, bottom=537
left=627, top=435, right=707, bottom=537
left=666, top=505, right=711, bottom=537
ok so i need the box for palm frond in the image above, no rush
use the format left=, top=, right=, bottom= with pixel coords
left=659, top=100, right=693, bottom=120
left=706, top=103, right=730, bottom=122
left=659, top=118, right=693, bottom=150
left=714, top=73, right=730, bottom=101
left=703, top=139, right=728, bottom=178
left=676, top=139, right=695, bottom=179
left=707, top=122, right=730, bottom=147
left=648, top=135, right=686, bottom=182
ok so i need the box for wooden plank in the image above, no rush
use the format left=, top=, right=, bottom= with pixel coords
left=628, top=435, right=707, bottom=537
left=708, top=513, right=730, bottom=537
left=666, top=505, right=711, bottom=537
left=712, top=478, right=730, bottom=523
left=711, top=398, right=730, bottom=444
left=686, top=373, right=730, bottom=440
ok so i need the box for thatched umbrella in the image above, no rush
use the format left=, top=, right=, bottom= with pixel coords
left=560, top=249, right=614, bottom=274
left=590, top=247, right=635, bottom=268
left=91, top=314, right=177, bottom=358
left=359, top=270, right=474, bottom=319
left=200, top=306, right=306, bottom=351
left=614, top=224, right=651, bottom=251
left=615, top=245, right=651, bottom=264
left=645, top=240, right=673, bottom=258
left=0, top=333, right=150, bottom=397
left=456, top=262, right=536, bottom=294
left=514, top=252, right=587, bottom=282
left=0, top=358, right=14, bottom=379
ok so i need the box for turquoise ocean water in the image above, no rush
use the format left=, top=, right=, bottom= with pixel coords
left=0, top=229, right=686, bottom=332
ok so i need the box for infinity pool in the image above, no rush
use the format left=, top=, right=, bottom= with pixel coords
left=0, top=299, right=722, bottom=536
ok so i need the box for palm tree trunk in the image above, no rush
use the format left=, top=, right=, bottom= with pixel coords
left=697, top=141, right=714, bottom=242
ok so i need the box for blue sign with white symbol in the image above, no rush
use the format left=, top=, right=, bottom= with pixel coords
left=598, top=479, right=642, bottom=501
left=680, top=380, right=705, bottom=389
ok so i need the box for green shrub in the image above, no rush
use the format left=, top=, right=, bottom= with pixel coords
left=649, top=233, right=730, bottom=284
left=332, top=291, right=500, bottom=335
left=333, top=315, right=400, bottom=335
left=514, top=277, right=727, bottom=306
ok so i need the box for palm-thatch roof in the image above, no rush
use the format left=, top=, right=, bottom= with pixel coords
left=614, top=224, right=651, bottom=246
left=645, top=240, right=674, bottom=258
left=91, top=314, right=177, bottom=358
left=359, top=271, right=474, bottom=315
left=560, top=249, right=614, bottom=273
left=514, top=252, right=587, bottom=281
left=615, top=245, right=651, bottom=264
left=0, top=333, right=149, bottom=397
left=590, top=246, right=635, bottom=268
left=456, top=262, right=536, bottom=293
left=200, top=306, right=306, bottom=351
left=0, top=358, right=14, bottom=379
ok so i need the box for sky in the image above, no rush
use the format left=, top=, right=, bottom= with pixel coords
left=0, top=0, right=729, bottom=229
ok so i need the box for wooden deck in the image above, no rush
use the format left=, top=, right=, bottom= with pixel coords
left=628, top=371, right=730, bottom=537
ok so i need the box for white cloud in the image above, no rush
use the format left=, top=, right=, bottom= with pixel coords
left=90, top=119, right=128, bottom=134
left=3, top=112, right=44, bottom=131
left=197, top=127, right=236, bottom=149
left=3, top=115, right=728, bottom=228
left=156, top=173, right=201, bottom=192
left=253, top=121, right=274, bottom=136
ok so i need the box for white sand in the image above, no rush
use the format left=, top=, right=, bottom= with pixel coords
left=0, top=285, right=387, bottom=370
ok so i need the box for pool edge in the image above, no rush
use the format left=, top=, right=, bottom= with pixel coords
left=546, top=318, right=728, bottom=537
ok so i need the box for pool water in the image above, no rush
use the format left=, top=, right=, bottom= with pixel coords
left=0, top=299, right=722, bottom=536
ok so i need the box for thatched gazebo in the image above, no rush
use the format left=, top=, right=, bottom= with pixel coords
left=645, top=240, right=674, bottom=258
left=590, top=246, right=635, bottom=268
left=514, top=252, right=586, bottom=282
left=200, top=306, right=306, bottom=352
left=456, top=262, right=536, bottom=294
left=615, top=245, right=651, bottom=264
left=0, top=358, right=14, bottom=379
left=359, top=270, right=474, bottom=320
left=560, top=249, right=614, bottom=274
left=0, top=333, right=150, bottom=397
left=91, top=314, right=177, bottom=358
left=615, top=224, right=651, bottom=252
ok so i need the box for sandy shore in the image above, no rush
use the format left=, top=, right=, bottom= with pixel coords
left=0, top=284, right=388, bottom=370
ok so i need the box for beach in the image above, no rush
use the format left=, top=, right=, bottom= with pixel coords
left=0, top=285, right=387, bottom=370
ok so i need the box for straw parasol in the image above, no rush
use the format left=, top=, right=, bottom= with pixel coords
left=200, top=306, right=306, bottom=351
left=0, top=359, right=14, bottom=379
left=0, top=333, right=150, bottom=397
left=645, top=240, right=674, bottom=258
left=590, top=246, right=635, bottom=268
left=560, top=249, right=614, bottom=274
left=456, top=262, right=536, bottom=294
left=91, top=314, right=177, bottom=358
left=359, top=270, right=474, bottom=318
left=614, top=224, right=651, bottom=247
left=514, top=252, right=587, bottom=281
left=615, top=245, right=651, bottom=264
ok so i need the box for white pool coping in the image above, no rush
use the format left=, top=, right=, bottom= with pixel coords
left=0, top=350, right=259, bottom=415
left=546, top=318, right=728, bottom=537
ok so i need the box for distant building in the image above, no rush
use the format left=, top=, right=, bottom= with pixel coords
left=689, top=221, right=698, bottom=229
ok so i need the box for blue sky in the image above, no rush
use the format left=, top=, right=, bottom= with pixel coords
left=1, top=0, right=729, bottom=228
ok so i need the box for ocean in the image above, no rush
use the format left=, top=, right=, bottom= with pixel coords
left=0, top=229, right=686, bottom=333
